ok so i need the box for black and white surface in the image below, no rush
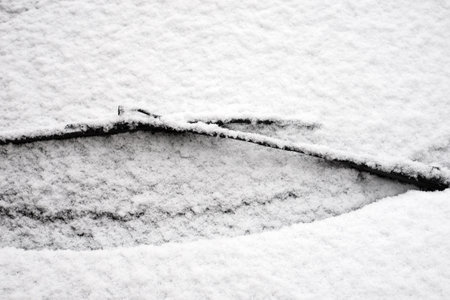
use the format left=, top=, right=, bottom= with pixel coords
left=1, top=0, right=450, bottom=298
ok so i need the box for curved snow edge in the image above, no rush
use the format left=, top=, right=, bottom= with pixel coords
left=0, top=116, right=449, bottom=191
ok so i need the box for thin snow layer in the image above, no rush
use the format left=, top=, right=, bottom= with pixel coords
left=0, top=130, right=413, bottom=250
left=1, top=189, right=449, bottom=299
left=1, top=0, right=450, bottom=166
left=3, top=115, right=447, bottom=187
left=0, top=1, right=449, bottom=297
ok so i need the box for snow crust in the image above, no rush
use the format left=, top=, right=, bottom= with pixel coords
left=0, top=129, right=412, bottom=250
left=1, top=189, right=449, bottom=298
left=2, top=115, right=448, bottom=187
left=1, top=0, right=450, bottom=166
left=1, top=0, right=450, bottom=298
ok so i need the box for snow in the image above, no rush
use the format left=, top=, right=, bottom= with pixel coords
left=1, top=0, right=450, bottom=298
left=1, top=0, right=450, bottom=165
left=1, top=189, right=450, bottom=298
left=0, top=128, right=413, bottom=250
left=3, top=114, right=448, bottom=187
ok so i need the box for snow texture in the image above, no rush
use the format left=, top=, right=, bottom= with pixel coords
left=1, top=189, right=450, bottom=298
left=1, top=0, right=450, bottom=298
left=2, top=115, right=448, bottom=189
left=0, top=129, right=413, bottom=250
left=1, top=0, right=450, bottom=167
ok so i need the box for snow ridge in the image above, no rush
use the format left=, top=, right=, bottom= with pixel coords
left=0, top=115, right=449, bottom=191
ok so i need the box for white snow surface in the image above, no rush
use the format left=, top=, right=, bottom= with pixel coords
left=1, top=0, right=450, bottom=298
left=1, top=0, right=450, bottom=166
left=1, top=189, right=450, bottom=298
left=2, top=115, right=449, bottom=184
left=0, top=128, right=414, bottom=250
